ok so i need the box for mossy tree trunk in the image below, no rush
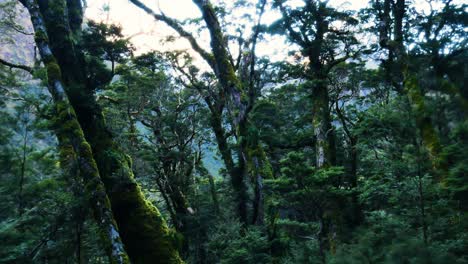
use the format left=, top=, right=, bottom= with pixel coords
left=404, top=74, right=444, bottom=173
left=26, top=0, right=184, bottom=262
left=377, top=0, right=445, bottom=178
left=306, top=12, right=338, bottom=258
left=249, top=147, right=271, bottom=226
left=192, top=0, right=272, bottom=226
left=309, top=77, right=336, bottom=168
left=19, top=1, right=130, bottom=263
left=205, top=93, right=249, bottom=224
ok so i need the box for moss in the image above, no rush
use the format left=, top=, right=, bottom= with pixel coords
left=34, top=30, right=48, bottom=43
left=46, top=61, right=62, bottom=83
left=53, top=102, right=89, bottom=141
left=79, top=141, right=97, bottom=164
left=54, top=112, right=130, bottom=263
left=35, top=1, right=184, bottom=259
left=247, top=145, right=273, bottom=180
left=405, top=73, right=444, bottom=176
left=124, top=154, right=133, bottom=171
left=97, top=152, right=170, bottom=232
left=111, top=182, right=184, bottom=264
left=48, top=0, right=67, bottom=17
left=57, top=144, right=76, bottom=167
left=170, top=231, right=185, bottom=252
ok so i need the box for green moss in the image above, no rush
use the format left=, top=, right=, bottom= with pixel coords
left=124, top=154, right=133, bottom=170
left=57, top=144, right=76, bottom=167
left=95, top=150, right=182, bottom=263
left=79, top=141, right=96, bottom=163
left=53, top=102, right=88, bottom=141
left=170, top=231, right=185, bottom=252
left=246, top=146, right=273, bottom=180
left=34, top=30, right=48, bottom=43
left=405, top=73, right=444, bottom=176
left=46, top=61, right=62, bottom=82
left=49, top=0, right=66, bottom=16
left=111, top=182, right=184, bottom=263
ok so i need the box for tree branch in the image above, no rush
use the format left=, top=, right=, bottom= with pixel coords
left=129, top=0, right=215, bottom=69
left=0, top=57, right=33, bottom=73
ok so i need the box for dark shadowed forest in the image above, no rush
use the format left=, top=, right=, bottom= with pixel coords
left=0, top=0, right=467, bottom=263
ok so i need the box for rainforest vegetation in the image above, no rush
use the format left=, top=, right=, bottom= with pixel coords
left=0, top=0, right=466, bottom=263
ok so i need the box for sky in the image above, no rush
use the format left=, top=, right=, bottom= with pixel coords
left=84, top=0, right=205, bottom=55
left=8, top=0, right=461, bottom=70
left=83, top=0, right=371, bottom=65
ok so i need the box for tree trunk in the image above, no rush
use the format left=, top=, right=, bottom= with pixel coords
left=20, top=1, right=129, bottom=262
left=404, top=74, right=443, bottom=174
left=377, top=0, right=445, bottom=179
left=28, top=0, right=183, bottom=262
left=311, top=79, right=336, bottom=168
left=210, top=111, right=235, bottom=176
left=208, top=173, right=220, bottom=213
left=18, top=111, right=29, bottom=216
left=252, top=157, right=265, bottom=226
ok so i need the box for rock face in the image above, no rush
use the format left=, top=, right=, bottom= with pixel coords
left=0, top=0, right=35, bottom=66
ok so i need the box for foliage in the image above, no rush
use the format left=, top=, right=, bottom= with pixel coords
left=0, top=0, right=467, bottom=263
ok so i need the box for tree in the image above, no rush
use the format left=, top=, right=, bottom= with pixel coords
left=270, top=0, right=360, bottom=257
left=130, top=0, right=272, bottom=226
left=17, top=0, right=129, bottom=262
left=19, top=0, right=183, bottom=262
left=81, top=21, right=134, bottom=76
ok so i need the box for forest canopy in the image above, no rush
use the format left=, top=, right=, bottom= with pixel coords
left=0, top=0, right=467, bottom=263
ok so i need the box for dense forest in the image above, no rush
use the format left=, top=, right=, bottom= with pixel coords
left=0, top=0, right=466, bottom=263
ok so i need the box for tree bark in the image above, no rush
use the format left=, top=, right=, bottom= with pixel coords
left=19, top=1, right=130, bottom=262
left=311, top=79, right=336, bottom=168
left=18, top=109, right=29, bottom=216
left=26, top=0, right=184, bottom=262
left=252, top=157, right=265, bottom=226
left=130, top=0, right=272, bottom=226
left=376, top=0, right=445, bottom=177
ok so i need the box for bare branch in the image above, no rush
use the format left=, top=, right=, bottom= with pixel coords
left=129, top=0, right=215, bottom=69
left=0, top=57, right=33, bottom=73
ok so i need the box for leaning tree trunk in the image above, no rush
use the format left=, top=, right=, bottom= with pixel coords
left=19, top=1, right=129, bottom=262
left=208, top=99, right=249, bottom=224
left=28, top=0, right=183, bottom=262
